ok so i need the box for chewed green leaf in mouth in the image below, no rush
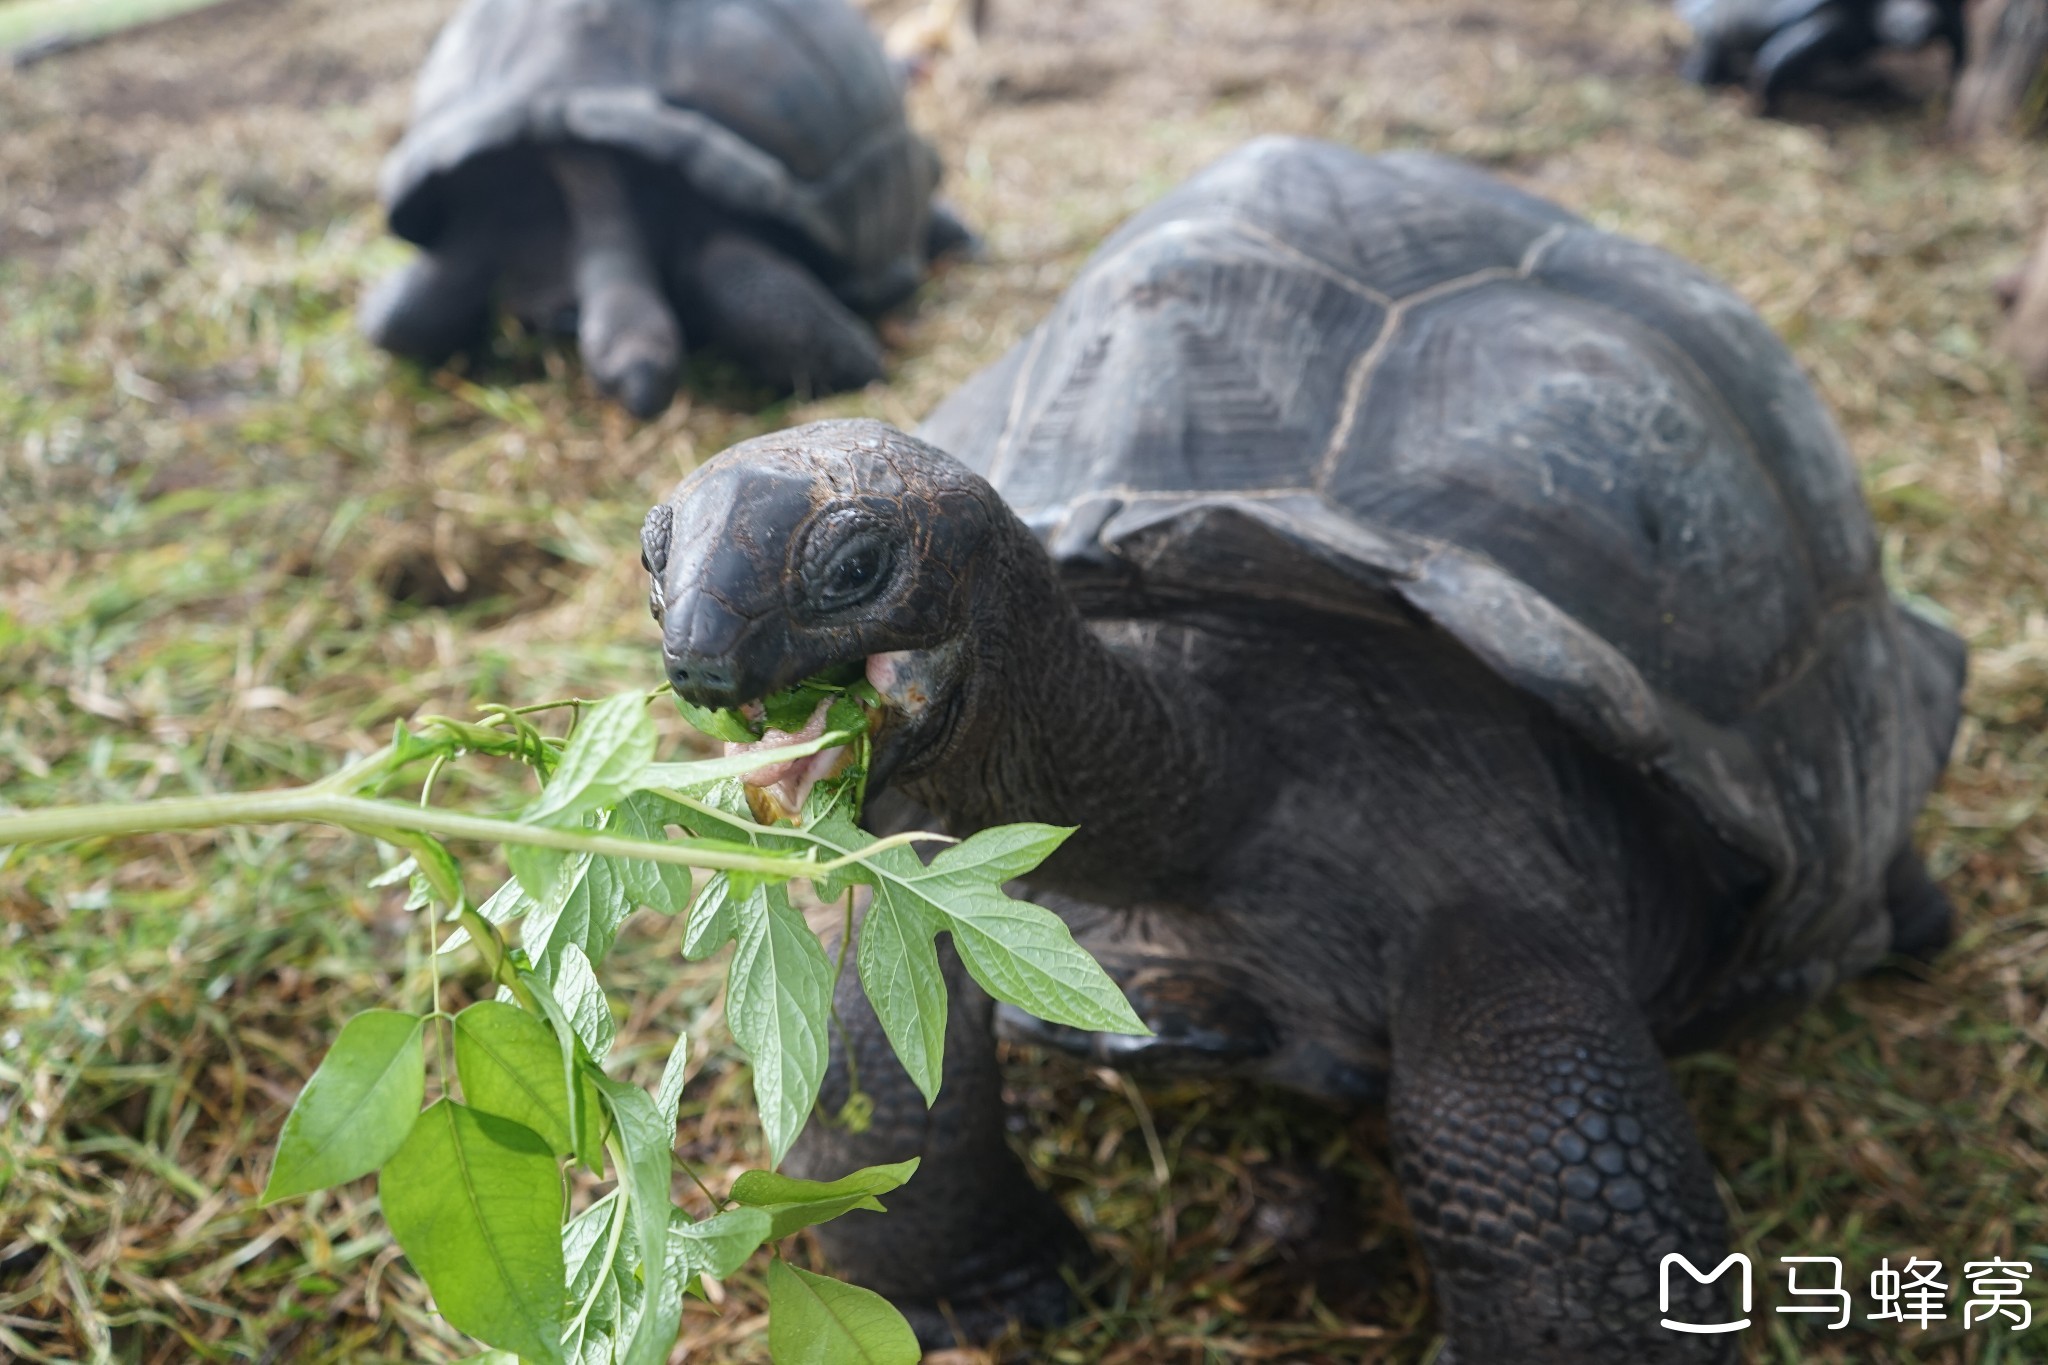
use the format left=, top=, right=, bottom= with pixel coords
left=673, top=665, right=880, bottom=825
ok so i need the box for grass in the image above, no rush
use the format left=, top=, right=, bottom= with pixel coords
left=0, top=0, right=241, bottom=60
left=1, top=0, right=2046, bottom=1361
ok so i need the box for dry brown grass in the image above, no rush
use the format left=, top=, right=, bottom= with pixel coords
left=2, top=0, right=2046, bottom=1361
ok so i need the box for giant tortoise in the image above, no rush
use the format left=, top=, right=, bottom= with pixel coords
left=1678, top=0, right=1966, bottom=110
left=361, top=0, right=970, bottom=417
left=638, top=137, right=1965, bottom=1361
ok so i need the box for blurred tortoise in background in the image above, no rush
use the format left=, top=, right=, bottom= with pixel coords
left=641, top=137, right=1965, bottom=1361
left=1677, top=0, right=1966, bottom=110
left=360, top=0, right=973, bottom=417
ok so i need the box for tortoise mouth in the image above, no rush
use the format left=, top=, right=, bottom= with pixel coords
left=725, top=696, right=856, bottom=824
left=724, top=651, right=936, bottom=821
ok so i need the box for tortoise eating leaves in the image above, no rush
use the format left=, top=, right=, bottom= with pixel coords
left=667, top=665, right=880, bottom=824
left=641, top=137, right=1965, bottom=1362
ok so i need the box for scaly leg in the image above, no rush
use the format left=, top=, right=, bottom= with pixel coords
left=1389, top=904, right=1736, bottom=1364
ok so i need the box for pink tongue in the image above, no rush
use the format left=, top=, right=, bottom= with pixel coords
left=723, top=698, right=849, bottom=820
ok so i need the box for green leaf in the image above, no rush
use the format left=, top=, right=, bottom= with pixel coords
left=654, top=1030, right=691, bottom=1134
left=521, top=849, right=633, bottom=978
left=731, top=1157, right=919, bottom=1207
left=609, top=791, right=693, bottom=914
left=508, top=841, right=565, bottom=908
left=760, top=682, right=829, bottom=734
left=508, top=692, right=658, bottom=909
left=523, top=692, right=657, bottom=828
left=928, top=823, right=1072, bottom=884
left=552, top=942, right=616, bottom=1062
left=587, top=1073, right=680, bottom=1365
left=731, top=1158, right=920, bottom=1241
left=852, top=885, right=947, bottom=1105
left=756, top=1193, right=888, bottom=1242
left=823, top=688, right=874, bottom=745
left=674, top=693, right=762, bottom=744
left=944, top=887, right=1146, bottom=1035
left=726, top=884, right=834, bottom=1166
left=562, top=1193, right=632, bottom=1362
left=519, top=967, right=607, bottom=1170
left=440, top=873, right=535, bottom=956
left=681, top=871, right=739, bottom=960
left=667, top=1205, right=772, bottom=1283
left=563, top=1191, right=622, bottom=1300
left=262, top=1010, right=426, bottom=1203
left=398, top=834, right=464, bottom=908
left=454, top=1001, right=579, bottom=1157
left=767, top=1260, right=918, bottom=1365
left=800, top=823, right=1145, bottom=1040
left=380, top=1100, right=566, bottom=1365
left=367, top=856, right=417, bottom=890
left=805, top=809, right=878, bottom=906
left=569, top=1322, right=616, bottom=1365
left=635, top=728, right=856, bottom=796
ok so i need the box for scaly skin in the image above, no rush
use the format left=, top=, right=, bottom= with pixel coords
left=1390, top=905, right=1735, bottom=1364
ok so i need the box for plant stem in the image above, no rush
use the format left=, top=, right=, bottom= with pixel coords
left=0, top=791, right=811, bottom=876
left=672, top=1152, right=725, bottom=1211
left=454, top=899, right=545, bottom=1015
left=2, top=788, right=954, bottom=909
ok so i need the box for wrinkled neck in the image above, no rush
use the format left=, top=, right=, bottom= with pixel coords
left=899, top=520, right=1232, bottom=901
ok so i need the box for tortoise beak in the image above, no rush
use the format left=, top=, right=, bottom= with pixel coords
left=659, top=588, right=766, bottom=708
left=649, top=468, right=815, bottom=708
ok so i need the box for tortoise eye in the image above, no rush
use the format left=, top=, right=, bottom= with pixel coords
left=816, top=535, right=892, bottom=611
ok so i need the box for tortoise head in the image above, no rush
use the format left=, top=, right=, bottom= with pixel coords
left=641, top=419, right=1004, bottom=782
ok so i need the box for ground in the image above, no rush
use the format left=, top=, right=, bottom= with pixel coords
left=1, top=0, right=2045, bottom=1361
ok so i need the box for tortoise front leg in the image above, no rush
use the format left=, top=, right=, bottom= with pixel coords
left=359, top=225, right=501, bottom=365
left=1388, top=904, right=1735, bottom=1365
left=544, top=146, right=683, bottom=417
left=787, top=919, right=1086, bottom=1347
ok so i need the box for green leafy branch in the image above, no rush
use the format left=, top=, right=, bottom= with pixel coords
left=0, top=683, right=1144, bottom=1364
